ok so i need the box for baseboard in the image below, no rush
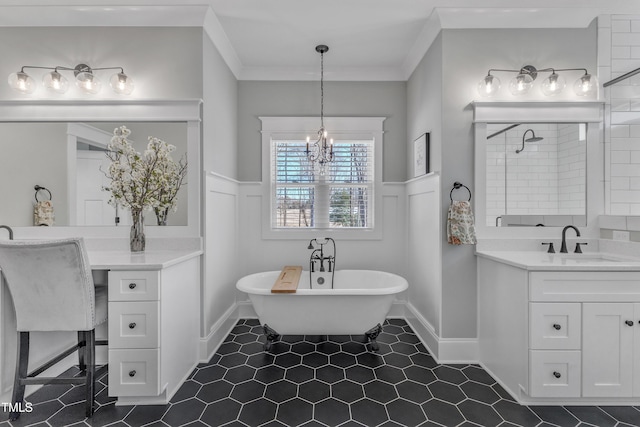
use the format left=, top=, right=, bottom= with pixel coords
left=404, top=302, right=478, bottom=364
left=199, top=303, right=240, bottom=362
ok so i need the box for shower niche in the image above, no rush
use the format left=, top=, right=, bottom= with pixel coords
left=473, top=101, right=603, bottom=236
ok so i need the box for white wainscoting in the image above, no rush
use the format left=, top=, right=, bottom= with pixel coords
left=202, top=171, right=477, bottom=363
left=201, top=172, right=242, bottom=360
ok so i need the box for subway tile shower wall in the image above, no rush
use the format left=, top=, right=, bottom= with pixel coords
left=600, top=15, right=640, bottom=215
left=485, top=124, right=585, bottom=227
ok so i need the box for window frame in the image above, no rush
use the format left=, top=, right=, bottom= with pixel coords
left=260, top=116, right=384, bottom=240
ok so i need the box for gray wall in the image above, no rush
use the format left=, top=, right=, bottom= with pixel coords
left=203, top=33, right=238, bottom=177
left=407, top=33, right=443, bottom=335
left=237, top=81, right=407, bottom=182
left=406, top=25, right=598, bottom=340
left=0, top=27, right=202, bottom=100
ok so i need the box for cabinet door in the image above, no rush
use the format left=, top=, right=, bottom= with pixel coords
left=635, top=303, right=640, bottom=398
left=583, top=303, right=634, bottom=397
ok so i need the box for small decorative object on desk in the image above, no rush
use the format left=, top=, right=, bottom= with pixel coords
left=103, top=126, right=187, bottom=252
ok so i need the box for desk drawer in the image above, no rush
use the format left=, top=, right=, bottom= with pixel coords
left=108, top=349, right=160, bottom=397
left=529, top=350, right=581, bottom=398
left=109, top=271, right=160, bottom=301
left=530, top=303, right=581, bottom=350
left=109, top=301, right=159, bottom=348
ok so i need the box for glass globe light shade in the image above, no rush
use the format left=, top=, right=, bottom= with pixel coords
left=541, top=72, right=566, bottom=96
left=509, top=73, right=534, bottom=95
left=109, top=72, right=134, bottom=95
left=477, top=75, right=501, bottom=98
left=8, top=71, right=35, bottom=94
left=573, top=73, right=598, bottom=96
left=75, top=71, right=102, bottom=94
left=42, top=70, right=69, bottom=94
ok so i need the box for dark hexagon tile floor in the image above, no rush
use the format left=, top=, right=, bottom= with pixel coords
left=1, top=318, right=639, bottom=427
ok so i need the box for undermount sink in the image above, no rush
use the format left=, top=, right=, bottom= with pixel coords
left=543, top=253, right=638, bottom=265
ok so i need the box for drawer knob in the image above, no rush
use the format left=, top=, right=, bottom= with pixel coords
left=625, top=320, right=634, bottom=327
left=552, top=324, right=561, bottom=330
left=128, top=322, right=136, bottom=329
left=129, top=283, right=137, bottom=289
left=553, top=371, right=561, bottom=379
left=129, top=370, right=136, bottom=377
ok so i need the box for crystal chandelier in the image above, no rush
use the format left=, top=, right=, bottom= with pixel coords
left=306, top=45, right=333, bottom=173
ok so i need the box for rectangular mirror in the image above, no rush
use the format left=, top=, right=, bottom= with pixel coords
left=473, top=101, right=603, bottom=239
left=0, top=100, right=201, bottom=238
left=0, top=121, right=188, bottom=227
left=485, top=122, right=587, bottom=227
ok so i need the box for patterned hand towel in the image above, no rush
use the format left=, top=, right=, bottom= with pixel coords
left=447, top=200, right=477, bottom=245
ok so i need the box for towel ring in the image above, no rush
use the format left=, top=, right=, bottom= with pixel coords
left=34, top=185, right=52, bottom=202
left=450, top=182, right=471, bottom=202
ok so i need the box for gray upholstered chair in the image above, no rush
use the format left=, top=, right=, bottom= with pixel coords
left=0, top=238, right=107, bottom=420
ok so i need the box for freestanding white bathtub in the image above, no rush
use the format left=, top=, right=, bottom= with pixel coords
left=236, top=270, right=408, bottom=349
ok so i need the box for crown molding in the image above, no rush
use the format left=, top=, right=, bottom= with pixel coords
left=203, top=7, right=243, bottom=80
left=239, top=66, right=405, bottom=82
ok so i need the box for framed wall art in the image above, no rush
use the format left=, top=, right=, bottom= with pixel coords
left=413, top=132, right=430, bottom=177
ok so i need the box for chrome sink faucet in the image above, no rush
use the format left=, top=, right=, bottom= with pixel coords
left=0, top=225, right=13, bottom=240
left=560, top=225, right=580, bottom=253
left=307, top=238, right=336, bottom=273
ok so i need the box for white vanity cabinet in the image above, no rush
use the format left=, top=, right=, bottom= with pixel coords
left=94, top=250, right=202, bottom=405
left=478, top=254, right=640, bottom=405
left=583, top=302, right=640, bottom=397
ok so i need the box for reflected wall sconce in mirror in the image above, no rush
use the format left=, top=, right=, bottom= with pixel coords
left=477, top=65, right=597, bottom=98
left=8, top=63, right=134, bottom=95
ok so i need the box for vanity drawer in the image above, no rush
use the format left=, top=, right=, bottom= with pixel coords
left=108, top=270, right=160, bottom=301
left=530, top=303, right=581, bottom=350
left=109, top=301, right=159, bottom=348
left=529, top=272, right=640, bottom=302
left=108, top=348, right=160, bottom=397
left=529, top=350, right=581, bottom=398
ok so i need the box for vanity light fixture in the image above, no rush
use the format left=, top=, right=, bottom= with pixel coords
left=306, top=45, right=333, bottom=174
left=8, top=64, right=134, bottom=95
left=477, top=65, right=597, bottom=98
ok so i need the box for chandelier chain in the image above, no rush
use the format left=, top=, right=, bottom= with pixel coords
left=320, top=49, right=324, bottom=129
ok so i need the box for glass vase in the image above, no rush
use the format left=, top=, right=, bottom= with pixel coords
left=130, top=209, right=145, bottom=252
left=155, top=207, right=169, bottom=226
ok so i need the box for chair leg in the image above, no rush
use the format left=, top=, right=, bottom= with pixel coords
left=10, top=332, right=29, bottom=421
left=77, top=331, right=86, bottom=372
left=84, top=329, right=96, bottom=418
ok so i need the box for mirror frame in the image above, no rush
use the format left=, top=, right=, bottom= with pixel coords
left=0, top=99, right=202, bottom=239
left=473, top=101, right=604, bottom=239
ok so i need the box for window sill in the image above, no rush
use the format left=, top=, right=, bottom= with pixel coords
left=261, top=226, right=382, bottom=241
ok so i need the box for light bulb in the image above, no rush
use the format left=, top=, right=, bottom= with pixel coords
left=75, top=71, right=102, bottom=94
left=573, top=73, right=598, bottom=96
left=43, top=70, right=69, bottom=94
left=541, top=72, right=566, bottom=96
left=477, top=74, right=500, bottom=98
left=509, top=73, right=534, bottom=95
left=8, top=70, right=35, bottom=94
left=109, top=72, right=134, bottom=95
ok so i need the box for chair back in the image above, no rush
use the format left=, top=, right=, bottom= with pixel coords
left=0, top=238, right=97, bottom=332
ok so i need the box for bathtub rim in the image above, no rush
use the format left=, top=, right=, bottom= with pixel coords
left=236, top=269, right=408, bottom=296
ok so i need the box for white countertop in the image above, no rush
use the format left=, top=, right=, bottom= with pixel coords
left=87, top=249, right=202, bottom=270
left=475, top=250, right=640, bottom=271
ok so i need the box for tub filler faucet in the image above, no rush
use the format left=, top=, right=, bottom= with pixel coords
left=308, top=238, right=336, bottom=288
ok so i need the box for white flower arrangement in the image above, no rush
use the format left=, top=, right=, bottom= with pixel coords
left=103, top=126, right=187, bottom=216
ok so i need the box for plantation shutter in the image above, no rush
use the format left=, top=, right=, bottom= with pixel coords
left=272, top=138, right=374, bottom=229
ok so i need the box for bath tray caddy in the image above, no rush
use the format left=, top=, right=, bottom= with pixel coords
left=271, top=266, right=302, bottom=293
